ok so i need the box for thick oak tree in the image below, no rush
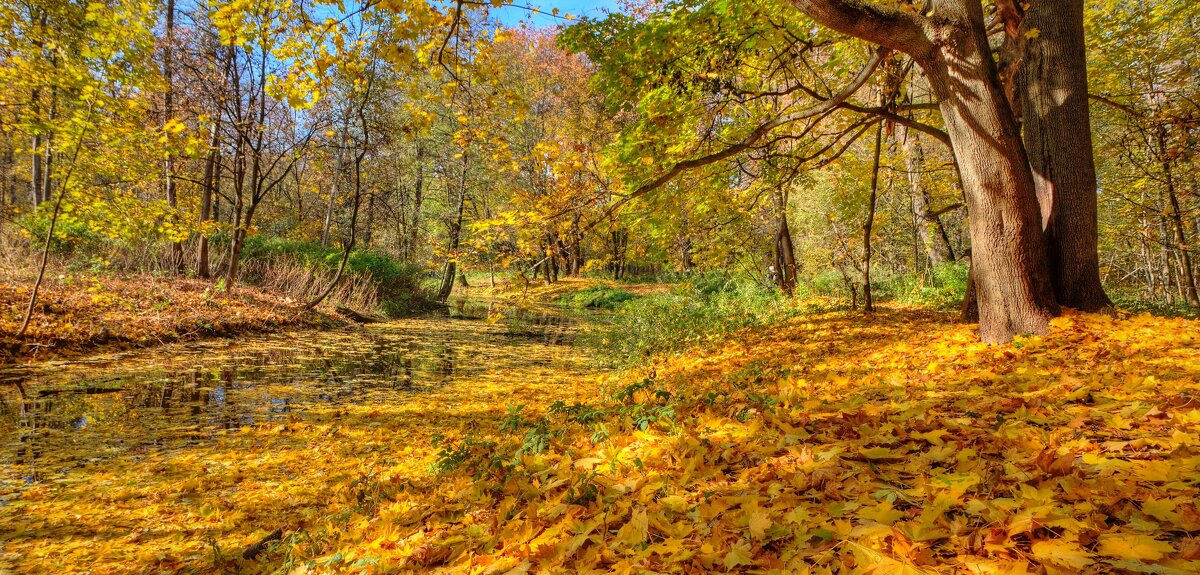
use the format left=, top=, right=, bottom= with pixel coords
left=793, top=0, right=1108, bottom=341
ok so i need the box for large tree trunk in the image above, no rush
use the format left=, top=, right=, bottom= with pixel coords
left=1017, top=0, right=1110, bottom=310
left=794, top=0, right=1059, bottom=343
left=921, top=30, right=1058, bottom=342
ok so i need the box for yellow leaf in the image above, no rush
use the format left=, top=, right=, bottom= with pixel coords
left=660, top=495, right=688, bottom=513
left=1031, top=539, right=1092, bottom=570
left=861, top=446, right=895, bottom=460
left=859, top=501, right=905, bottom=526
left=723, top=544, right=755, bottom=569
left=1142, top=498, right=1180, bottom=525
left=747, top=509, right=772, bottom=539
left=614, top=509, right=648, bottom=547
left=1096, top=533, right=1174, bottom=561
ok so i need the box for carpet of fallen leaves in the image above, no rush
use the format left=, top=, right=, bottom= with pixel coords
left=4, top=305, right=1200, bottom=574
left=284, top=307, right=1200, bottom=574
left=0, top=274, right=337, bottom=362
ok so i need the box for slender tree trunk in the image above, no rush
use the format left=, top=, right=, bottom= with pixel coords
left=197, top=121, right=220, bottom=278
left=1, top=145, right=13, bottom=207
left=322, top=126, right=346, bottom=248
left=899, top=125, right=954, bottom=265
left=163, top=0, right=184, bottom=274
left=307, top=151, right=364, bottom=310
left=862, top=122, right=883, bottom=312
left=773, top=190, right=799, bottom=295
left=1159, top=215, right=1176, bottom=303
left=1017, top=0, right=1110, bottom=310
left=30, top=89, right=43, bottom=207
left=1161, top=144, right=1199, bottom=306
left=363, top=192, right=375, bottom=249
left=42, top=88, right=54, bottom=204
left=437, top=151, right=469, bottom=302
left=408, top=140, right=425, bottom=262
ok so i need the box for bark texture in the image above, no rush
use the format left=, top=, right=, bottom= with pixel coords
left=1017, top=0, right=1111, bottom=310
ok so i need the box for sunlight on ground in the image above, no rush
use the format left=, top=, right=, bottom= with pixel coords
left=3, top=306, right=1199, bottom=574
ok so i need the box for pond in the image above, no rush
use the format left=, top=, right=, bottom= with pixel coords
left=0, top=300, right=599, bottom=488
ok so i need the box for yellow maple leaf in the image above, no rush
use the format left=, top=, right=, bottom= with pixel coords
left=660, top=495, right=688, bottom=513
left=747, top=509, right=772, bottom=539
left=1031, top=539, right=1092, bottom=569
left=723, top=544, right=755, bottom=569
left=1096, top=533, right=1174, bottom=561
left=614, top=509, right=648, bottom=547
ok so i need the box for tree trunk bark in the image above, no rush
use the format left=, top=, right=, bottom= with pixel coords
left=197, top=121, right=220, bottom=279
left=862, top=122, right=883, bottom=312
left=322, top=126, right=346, bottom=248
left=917, top=5, right=1058, bottom=342
left=1017, top=0, right=1110, bottom=310
left=1161, top=142, right=1199, bottom=306
left=436, top=151, right=469, bottom=303
left=794, top=0, right=1059, bottom=342
left=408, top=140, right=425, bottom=262
left=163, top=0, right=184, bottom=274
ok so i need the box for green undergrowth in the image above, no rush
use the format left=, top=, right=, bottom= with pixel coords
left=241, top=236, right=434, bottom=316
left=587, top=272, right=839, bottom=366
left=558, top=284, right=638, bottom=310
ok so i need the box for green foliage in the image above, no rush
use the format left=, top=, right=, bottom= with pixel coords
left=21, top=209, right=106, bottom=257
left=885, top=263, right=970, bottom=310
left=589, top=272, right=789, bottom=365
left=1110, top=292, right=1200, bottom=320
left=558, top=284, right=637, bottom=309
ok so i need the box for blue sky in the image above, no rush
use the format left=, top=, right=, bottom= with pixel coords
left=492, top=1, right=625, bottom=27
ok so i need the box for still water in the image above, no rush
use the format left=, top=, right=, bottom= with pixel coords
left=0, top=300, right=593, bottom=489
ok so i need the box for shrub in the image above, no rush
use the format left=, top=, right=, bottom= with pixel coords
left=1109, top=291, right=1200, bottom=320
left=240, top=236, right=433, bottom=316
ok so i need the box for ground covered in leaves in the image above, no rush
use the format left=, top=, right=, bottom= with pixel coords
left=4, top=305, right=1200, bottom=574
left=0, top=274, right=339, bottom=362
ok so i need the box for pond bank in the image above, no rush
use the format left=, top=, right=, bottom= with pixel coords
left=0, top=301, right=602, bottom=574
left=0, top=274, right=345, bottom=363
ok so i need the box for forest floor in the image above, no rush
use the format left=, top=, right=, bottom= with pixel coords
left=4, top=302, right=1199, bottom=573
left=0, top=273, right=342, bottom=363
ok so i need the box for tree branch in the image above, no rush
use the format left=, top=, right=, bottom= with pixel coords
left=790, top=0, right=932, bottom=57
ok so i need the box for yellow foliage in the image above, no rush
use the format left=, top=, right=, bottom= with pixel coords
left=4, top=306, right=1200, bottom=574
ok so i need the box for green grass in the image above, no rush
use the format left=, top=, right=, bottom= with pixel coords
left=558, top=284, right=638, bottom=310
left=1109, top=292, right=1200, bottom=319
left=587, top=272, right=803, bottom=366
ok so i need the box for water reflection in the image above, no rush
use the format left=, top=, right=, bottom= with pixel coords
left=0, top=300, right=589, bottom=486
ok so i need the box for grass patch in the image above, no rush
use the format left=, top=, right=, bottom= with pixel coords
left=588, top=272, right=838, bottom=365
left=557, top=284, right=637, bottom=310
